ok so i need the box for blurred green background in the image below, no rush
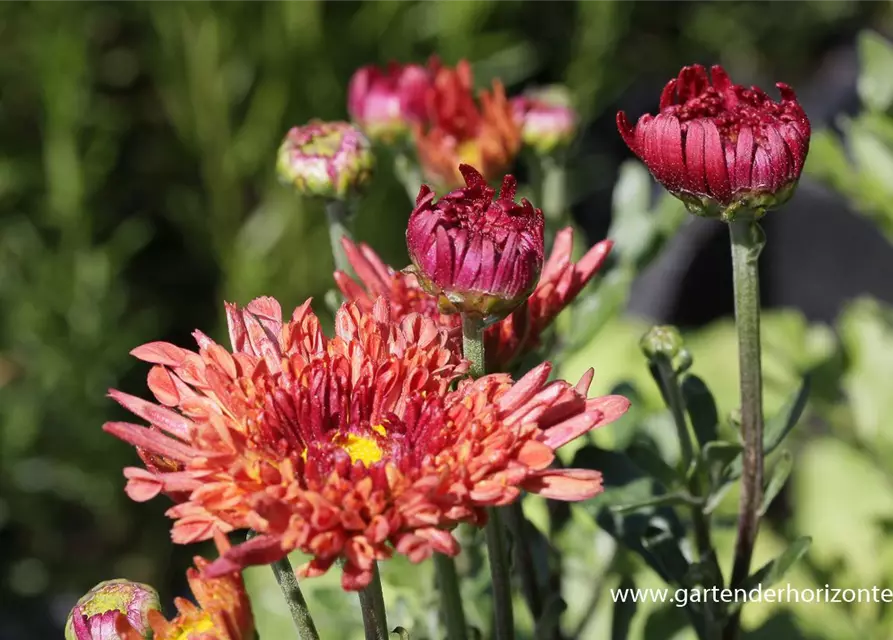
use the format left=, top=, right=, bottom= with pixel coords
left=2, top=1, right=893, bottom=638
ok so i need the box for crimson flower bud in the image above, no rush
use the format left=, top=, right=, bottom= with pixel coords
left=617, top=64, right=810, bottom=220
left=348, top=61, right=433, bottom=142
left=406, top=164, right=544, bottom=320
left=66, top=579, right=161, bottom=640
left=277, top=121, right=374, bottom=200
left=511, top=86, right=577, bottom=155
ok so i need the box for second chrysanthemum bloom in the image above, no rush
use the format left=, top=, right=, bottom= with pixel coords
left=406, top=164, right=545, bottom=321
left=617, top=64, right=810, bottom=219
left=104, top=297, right=628, bottom=591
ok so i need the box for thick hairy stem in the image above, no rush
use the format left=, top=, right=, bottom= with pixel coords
left=724, top=219, right=766, bottom=640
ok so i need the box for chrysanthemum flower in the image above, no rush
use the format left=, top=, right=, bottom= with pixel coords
left=406, top=164, right=545, bottom=321
left=511, top=86, right=578, bottom=156
left=104, top=298, right=627, bottom=590
left=116, top=537, right=254, bottom=640
left=336, top=229, right=612, bottom=372
left=617, top=64, right=810, bottom=219
left=66, top=579, right=160, bottom=640
left=414, top=60, right=520, bottom=189
left=348, top=59, right=435, bottom=142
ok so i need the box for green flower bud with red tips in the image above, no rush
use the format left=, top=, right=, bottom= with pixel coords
left=511, top=86, right=577, bottom=156
left=406, top=164, right=544, bottom=321
left=277, top=121, right=375, bottom=200
left=65, top=579, right=160, bottom=640
left=617, top=64, right=810, bottom=221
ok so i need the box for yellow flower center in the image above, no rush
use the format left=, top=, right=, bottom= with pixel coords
left=300, top=425, right=388, bottom=466
left=340, top=433, right=384, bottom=465
left=172, top=613, right=214, bottom=640
left=457, top=141, right=482, bottom=167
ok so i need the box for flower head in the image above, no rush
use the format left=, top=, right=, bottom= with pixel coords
left=348, top=60, right=434, bottom=142
left=617, top=64, right=810, bottom=220
left=277, top=121, right=374, bottom=200
left=414, top=60, right=521, bottom=188
left=66, top=579, right=160, bottom=640
left=116, top=538, right=254, bottom=640
left=104, top=298, right=627, bottom=590
left=406, top=164, right=545, bottom=321
left=336, top=227, right=612, bottom=371
left=511, top=86, right=578, bottom=155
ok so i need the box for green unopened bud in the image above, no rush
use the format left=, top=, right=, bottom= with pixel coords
left=640, top=325, right=684, bottom=361
left=65, top=579, right=160, bottom=640
left=277, top=121, right=374, bottom=200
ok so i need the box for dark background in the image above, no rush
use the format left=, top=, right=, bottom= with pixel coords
left=1, top=2, right=892, bottom=638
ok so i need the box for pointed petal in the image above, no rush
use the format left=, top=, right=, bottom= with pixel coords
left=523, top=468, right=603, bottom=501
left=108, top=389, right=193, bottom=439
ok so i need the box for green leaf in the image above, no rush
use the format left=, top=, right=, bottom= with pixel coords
left=391, top=627, right=412, bottom=640
left=682, top=374, right=719, bottom=448
left=740, top=536, right=812, bottom=592
left=701, top=441, right=743, bottom=484
left=610, top=491, right=697, bottom=514
left=858, top=31, right=893, bottom=112
left=641, top=523, right=691, bottom=586
left=627, top=442, right=678, bottom=488
left=575, top=445, right=687, bottom=583
left=759, top=450, right=794, bottom=517
left=611, top=576, right=637, bottom=640
left=764, top=378, right=810, bottom=454
left=838, top=299, right=893, bottom=451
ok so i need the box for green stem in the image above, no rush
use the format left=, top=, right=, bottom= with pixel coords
left=539, top=155, right=568, bottom=247
left=724, top=219, right=766, bottom=640
left=394, top=150, right=422, bottom=202
left=461, top=313, right=514, bottom=639
left=433, top=554, right=468, bottom=640
left=655, top=359, right=694, bottom=472
left=358, top=563, right=389, bottom=640
left=461, top=314, right=486, bottom=378
left=654, top=359, right=723, bottom=639
left=325, top=199, right=355, bottom=276
left=485, top=506, right=515, bottom=640
left=248, top=531, right=319, bottom=640
left=504, top=501, right=543, bottom=621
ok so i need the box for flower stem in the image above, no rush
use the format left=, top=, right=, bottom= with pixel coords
left=248, top=531, right=319, bottom=640
left=325, top=199, right=355, bottom=276
left=538, top=155, right=568, bottom=247
left=485, top=506, right=515, bottom=640
left=433, top=553, right=468, bottom=640
left=653, top=358, right=723, bottom=639
left=461, top=313, right=514, bottom=639
left=504, top=501, right=544, bottom=621
left=358, top=563, right=389, bottom=640
left=461, top=314, right=486, bottom=378
left=724, top=219, right=766, bottom=640
left=655, top=359, right=694, bottom=472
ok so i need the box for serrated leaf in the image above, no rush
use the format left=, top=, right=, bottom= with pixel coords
left=611, top=576, right=637, bottom=640
left=764, top=378, right=810, bottom=454
left=741, top=536, right=811, bottom=592
left=858, top=31, right=893, bottom=112
left=759, top=450, right=794, bottom=517
left=682, top=375, right=719, bottom=448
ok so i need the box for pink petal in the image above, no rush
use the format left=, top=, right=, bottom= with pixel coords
left=523, top=468, right=604, bottom=501
left=130, top=342, right=188, bottom=366
left=108, top=390, right=192, bottom=439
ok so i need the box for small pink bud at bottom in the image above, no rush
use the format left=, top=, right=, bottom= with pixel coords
left=65, top=579, right=160, bottom=640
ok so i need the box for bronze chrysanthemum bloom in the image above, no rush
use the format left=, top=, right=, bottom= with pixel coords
left=104, top=298, right=627, bottom=590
